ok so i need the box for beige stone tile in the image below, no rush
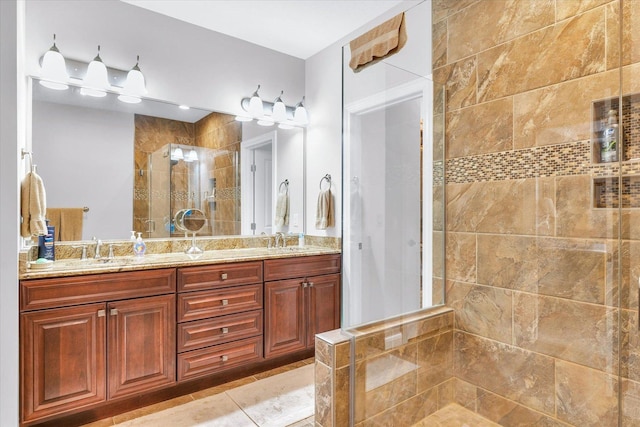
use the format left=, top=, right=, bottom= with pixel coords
left=433, top=185, right=445, bottom=232
left=315, top=336, right=332, bottom=367
left=557, top=0, right=610, bottom=21
left=621, top=378, right=640, bottom=426
left=253, top=359, right=309, bottom=380
left=287, top=416, right=315, bottom=427
left=513, top=70, right=620, bottom=149
left=190, top=376, right=257, bottom=400
left=620, top=241, right=640, bottom=311
left=556, top=361, right=619, bottom=426
left=622, top=63, right=640, bottom=95
left=417, top=330, right=453, bottom=392
left=446, top=98, right=513, bottom=159
left=363, top=387, right=438, bottom=426
left=315, top=360, right=332, bottom=427
left=432, top=277, right=445, bottom=306
left=432, top=0, right=479, bottom=23
left=556, top=175, right=619, bottom=239
left=453, top=378, right=478, bottom=412
left=433, top=231, right=445, bottom=278
left=622, top=0, right=640, bottom=67
left=437, top=378, right=455, bottom=409
left=446, top=281, right=512, bottom=344
left=413, top=403, right=500, bottom=427
left=433, top=56, right=477, bottom=111
left=447, top=0, right=554, bottom=63
left=476, top=234, right=538, bottom=291
left=445, top=232, right=476, bottom=283
left=454, top=331, right=555, bottom=415
left=606, top=1, right=621, bottom=71
left=477, top=9, right=606, bottom=102
left=335, top=341, right=351, bottom=369
left=432, top=18, right=447, bottom=69
left=514, top=293, right=619, bottom=374
left=620, top=309, right=640, bottom=382
left=446, top=180, right=538, bottom=235
left=335, top=366, right=350, bottom=427
left=476, top=388, right=568, bottom=426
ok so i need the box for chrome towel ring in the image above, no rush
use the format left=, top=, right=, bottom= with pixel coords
left=320, top=174, right=331, bottom=190
left=279, top=179, right=289, bottom=193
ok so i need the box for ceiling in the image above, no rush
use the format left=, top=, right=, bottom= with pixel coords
left=121, top=0, right=420, bottom=59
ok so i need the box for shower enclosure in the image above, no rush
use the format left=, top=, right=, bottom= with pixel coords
left=340, top=0, right=640, bottom=425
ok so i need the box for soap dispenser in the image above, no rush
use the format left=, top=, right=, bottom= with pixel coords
left=133, top=232, right=146, bottom=257
left=601, top=109, right=619, bottom=163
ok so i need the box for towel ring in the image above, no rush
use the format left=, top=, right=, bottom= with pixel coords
left=279, top=179, right=289, bottom=193
left=320, top=174, right=331, bottom=190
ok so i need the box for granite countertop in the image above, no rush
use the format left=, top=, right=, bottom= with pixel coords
left=20, top=245, right=341, bottom=280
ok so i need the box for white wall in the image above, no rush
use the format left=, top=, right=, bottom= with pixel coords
left=32, top=101, right=134, bottom=240
left=0, top=1, right=23, bottom=424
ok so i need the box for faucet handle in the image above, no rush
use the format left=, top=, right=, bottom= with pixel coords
left=108, top=244, right=116, bottom=260
left=72, top=245, right=89, bottom=260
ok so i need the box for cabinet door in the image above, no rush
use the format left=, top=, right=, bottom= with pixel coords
left=108, top=294, right=176, bottom=399
left=264, top=279, right=306, bottom=358
left=21, top=303, right=106, bottom=423
left=307, top=273, right=341, bottom=347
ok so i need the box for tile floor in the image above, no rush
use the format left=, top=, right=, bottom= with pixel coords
left=82, top=358, right=315, bottom=427
left=414, top=404, right=501, bottom=427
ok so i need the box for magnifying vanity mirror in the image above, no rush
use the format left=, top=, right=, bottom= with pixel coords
left=30, top=77, right=305, bottom=241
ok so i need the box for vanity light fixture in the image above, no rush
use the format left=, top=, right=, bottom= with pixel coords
left=118, top=55, right=147, bottom=104
left=272, top=91, right=287, bottom=123
left=171, top=147, right=184, bottom=161
left=185, top=149, right=199, bottom=163
left=248, top=85, right=264, bottom=117
left=39, top=34, right=69, bottom=90
left=80, top=45, right=110, bottom=97
left=238, top=86, right=309, bottom=127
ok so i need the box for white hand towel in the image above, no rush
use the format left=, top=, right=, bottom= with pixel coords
left=315, top=189, right=334, bottom=230
left=20, top=171, right=48, bottom=238
left=275, top=191, right=289, bottom=227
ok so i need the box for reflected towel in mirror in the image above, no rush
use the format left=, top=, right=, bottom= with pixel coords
left=20, top=171, right=48, bottom=238
left=46, top=208, right=84, bottom=241
left=315, top=189, right=334, bottom=230
left=275, top=190, right=290, bottom=227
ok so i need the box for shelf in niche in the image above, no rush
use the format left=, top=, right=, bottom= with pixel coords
left=591, top=93, right=640, bottom=164
left=593, top=175, right=640, bottom=209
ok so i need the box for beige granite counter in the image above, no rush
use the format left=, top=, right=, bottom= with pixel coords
left=20, top=235, right=341, bottom=280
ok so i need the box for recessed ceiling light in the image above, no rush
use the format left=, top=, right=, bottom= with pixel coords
left=179, top=105, right=190, bottom=110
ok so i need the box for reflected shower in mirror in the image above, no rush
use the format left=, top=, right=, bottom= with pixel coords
left=30, top=77, right=305, bottom=241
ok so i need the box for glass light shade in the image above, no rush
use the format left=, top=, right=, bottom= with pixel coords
left=82, top=56, right=110, bottom=97
left=249, top=95, right=264, bottom=117
left=122, top=67, right=147, bottom=97
left=278, top=123, right=294, bottom=130
left=171, top=147, right=184, bottom=161
left=117, top=94, right=141, bottom=104
left=235, top=115, right=253, bottom=122
left=40, top=49, right=69, bottom=90
left=294, top=104, right=308, bottom=125
left=185, top=149, right=199, bottom=162
left=272, top=100, right=287, bottom=122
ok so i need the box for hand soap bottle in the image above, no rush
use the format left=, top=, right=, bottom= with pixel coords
left=133, top=232, right=146, bottom=257
left=600, top=109, right=619, bottom=163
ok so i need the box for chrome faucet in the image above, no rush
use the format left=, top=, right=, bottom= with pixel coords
left=274, top=232, right=286, bottom=248
left=93, top=237, right=103, bottom=259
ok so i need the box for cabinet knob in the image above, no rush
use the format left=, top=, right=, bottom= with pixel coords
left=97, top=309, right=106, bottom=317
left=221, top=327, right=229, bottom=334
left=221, top=355, right=228, bottom=362
left=308, top=282, right=314, bottom=288
left=220, top=272, right=228, bottom=280
left=221, top=299, right=229, bottom=306
left=110, top=308, right=118, bottom=316
left=302, top=281, right=308, bottom=288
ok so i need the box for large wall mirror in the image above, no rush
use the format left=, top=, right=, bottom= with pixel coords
left=30, top=78, right=305, bottom=241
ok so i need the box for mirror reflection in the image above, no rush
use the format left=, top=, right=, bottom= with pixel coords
left=31, top=78, right=304, bottom=241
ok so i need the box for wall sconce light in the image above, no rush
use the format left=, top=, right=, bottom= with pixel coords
left=39, top=34, right=69, bottom=90
left=171, top=147, right=184, bottom=161
left=185, top=149, right=199, bottom=163
left=118, top=55, right=147, bottom=104
left=80, top=45, right=110, bottom=97
left=238, top=86, right=309, bottom=127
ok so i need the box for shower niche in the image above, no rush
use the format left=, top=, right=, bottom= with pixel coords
left=591, top=93, right=640, bottom=209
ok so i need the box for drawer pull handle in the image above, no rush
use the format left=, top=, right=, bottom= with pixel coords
left=221, top=273, right=228, bottom=280
left=308, top=282, right=314, bottom=288
left=221, top=299, right=229, bottom=306
left=302, top=281, right=308, bottom=288
left=110, top=308, right=118, bottom=316
left=221, top=355, right=228, bottom=362
left=97, top=309, right=106, bottom=317
left=221, top=327, right=229, bottom=334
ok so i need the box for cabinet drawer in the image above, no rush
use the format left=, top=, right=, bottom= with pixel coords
left=178, top=261, right=263, bottom=292
left=264, top=254, right=341, bottom=281
left=177, top=283, right=263, bottom=323
left=177, top=310, right=263, bottom=353
left=20, top=268, right=176, bottom=311
left=177, top=336, right=263, bottom=381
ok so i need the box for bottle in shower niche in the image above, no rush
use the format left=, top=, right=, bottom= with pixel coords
left=133, top=232, right=146, bottom=257
left=600, top=109, right=619, bottom=163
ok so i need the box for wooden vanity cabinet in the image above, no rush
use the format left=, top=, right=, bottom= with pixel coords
left=20, top=268, right=176, bottom=425
left=176, top=261, right=264, bottom=381
left=264, top=254, right=341, bottom=359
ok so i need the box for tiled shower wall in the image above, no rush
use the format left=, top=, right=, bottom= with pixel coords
left=436, top=0, right=640, bottom=425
